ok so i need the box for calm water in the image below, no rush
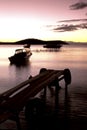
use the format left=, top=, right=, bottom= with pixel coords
left=0, top=44, right=87, bottom=129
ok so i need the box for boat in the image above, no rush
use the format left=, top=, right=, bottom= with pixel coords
left=43, top=43, right=62, bottom=48
left=24, top=44, right=31, bottom=48
left=8, top=48, right=32, bottom=64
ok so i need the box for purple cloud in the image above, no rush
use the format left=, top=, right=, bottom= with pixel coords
left=70, top=2, right=87, bottom=10
left=46, top=18, right=87, bottom=32
left=58, top=19, right=87, bottom=23
left=53, top=23, right=87, bottom=32
left=53, top=24, right=79, bottom=32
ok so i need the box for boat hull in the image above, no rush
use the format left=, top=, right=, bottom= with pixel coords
left=9, top=55, right=31, bottom=64
left=8, top=49, right=32, bottom=65
left=43, top=44, right=62, bottom=48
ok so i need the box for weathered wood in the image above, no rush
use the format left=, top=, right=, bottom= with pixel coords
left=0, top=68, right=71, bottom=129
left=0, top=70, right=63, bottom=110
left=0, top=70, right=63, bottom=103
left=0, top=70, right=50, bottom=100
left=0, top=111, right=13, bottom=123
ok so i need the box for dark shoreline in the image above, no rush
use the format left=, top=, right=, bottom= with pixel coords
left=0, top=38, right=69, bottom=46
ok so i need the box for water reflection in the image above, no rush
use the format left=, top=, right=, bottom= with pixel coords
left=0, top=60, right=32, bottom=93
left=9, top=60, right=31, bottom=79
left=9, top=59, right=30, bottom=67
left=32, top=48, right=62, bottom=52
left=26, top=82, right=71, bottom=130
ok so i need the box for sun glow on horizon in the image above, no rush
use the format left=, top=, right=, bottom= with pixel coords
left=0, top=0, right=87, bottom=43
left=0, top=16, right=53, bottom=42
left=0, top=15, right=87, bottom=43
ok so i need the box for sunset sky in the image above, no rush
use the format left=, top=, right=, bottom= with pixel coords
left=0, top=0, right=87, bottom=42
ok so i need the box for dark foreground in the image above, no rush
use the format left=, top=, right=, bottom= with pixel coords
left=0, top=86, right=87, bottom=130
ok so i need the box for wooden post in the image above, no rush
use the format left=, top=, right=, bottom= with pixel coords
left=54, top=78, right=60, bottom=112
left=63, top=68, right=71, bottom=88
left=15, top=115, right=21, bottom=130
left=12, top=112, right=21, bottom=130
left=0, top=68, right=72, bottom=127
left=40, top=86, right=47, bottom=104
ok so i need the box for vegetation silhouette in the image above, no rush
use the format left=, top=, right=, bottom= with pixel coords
left=0, top=38, right=69, bottom=46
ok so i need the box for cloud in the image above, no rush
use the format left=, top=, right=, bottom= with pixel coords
left=70, top=2, right=87, bottom=10
left=58, top=19, right=87, bottom=23
left=46, top=19, right=87, bottom=32
left=53, top=24, right=79, bottom=32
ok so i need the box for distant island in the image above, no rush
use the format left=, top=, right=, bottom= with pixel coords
left=0, top=38, right=69, bottom=45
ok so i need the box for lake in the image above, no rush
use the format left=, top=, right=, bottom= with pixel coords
left=0, top=43, right=87, bottom=129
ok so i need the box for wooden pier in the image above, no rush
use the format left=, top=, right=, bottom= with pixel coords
left=0, top=68, right=71, bottom=130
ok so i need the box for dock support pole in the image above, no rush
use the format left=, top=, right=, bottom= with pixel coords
left=43, top=86, right=47, bottom=102
left=54, top=78, right=60, bottom=112
left=16, top=116, right=21, bottom=130
left=63, top=68, right=71, bottom=89
left=13, top=112, right=21, bottom=130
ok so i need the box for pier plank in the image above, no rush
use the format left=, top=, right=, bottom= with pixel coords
left=0, top=68, right=71, bottom=129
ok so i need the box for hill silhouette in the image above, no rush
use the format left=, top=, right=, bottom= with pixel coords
left=15, top=38, right=45, bottom=45
left=0, top=38, right=69, bottom=45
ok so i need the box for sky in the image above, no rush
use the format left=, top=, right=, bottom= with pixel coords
left=0, top=0, right=87, bottom=42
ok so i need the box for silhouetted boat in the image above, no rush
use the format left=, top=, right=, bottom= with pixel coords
left=43, top=43, right=62, bottom=48
left=8, top=48, right=32, bottom=64
left=24, top=44, right=31, bottom=48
